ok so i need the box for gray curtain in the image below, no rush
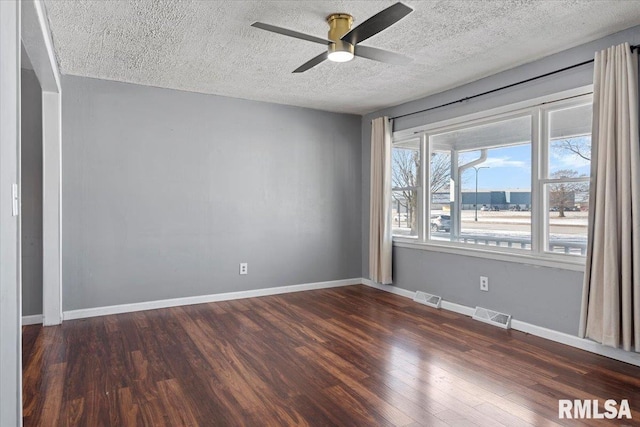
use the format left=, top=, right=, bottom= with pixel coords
left=579, top=43, right=640, bottom=352
left=369, top=117, right=393, bottom=284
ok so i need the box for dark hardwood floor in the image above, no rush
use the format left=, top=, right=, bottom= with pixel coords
left=23, top=285, right=640, bottom=426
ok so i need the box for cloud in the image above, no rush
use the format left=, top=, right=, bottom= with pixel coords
left=480, top=157, right=528, bottom=169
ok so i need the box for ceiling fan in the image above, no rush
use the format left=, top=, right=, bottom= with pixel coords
left=251, top=2, right=413, bottom=73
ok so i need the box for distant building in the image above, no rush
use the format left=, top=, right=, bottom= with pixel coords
left=435, top=190, right=533, bottom=210
left=401, top=189, right=585, bottom=212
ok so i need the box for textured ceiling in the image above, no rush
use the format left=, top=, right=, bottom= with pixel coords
left=43, top=1, right=640, bottom=115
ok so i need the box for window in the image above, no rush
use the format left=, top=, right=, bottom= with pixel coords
left=391, top=92, right=592, bottom=259
left=544, top=102, right=591, bottom=255
left=392, top=139, right=420, bottom=237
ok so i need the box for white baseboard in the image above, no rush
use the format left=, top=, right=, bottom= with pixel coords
left=510, top=320, right=640, bottom=367
left=22, top=314, right=43, bottom=325
left=63, top=278, right=362, bottom=321
left=360, top=280, right=640, bottom=367
left=360, top=278, right=416, bottom=299
left=441, top=300, right=475, bottom=317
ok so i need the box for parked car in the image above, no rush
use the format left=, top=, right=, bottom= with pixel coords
left=480, top=205, right=489, bottom=211
left=489, top=206, right=500, bottom=211
left=430, top=214, right=450, bottom=232
left=509, top=205, right=521, bottom=211
left=393, top=213, right=407, bottom=222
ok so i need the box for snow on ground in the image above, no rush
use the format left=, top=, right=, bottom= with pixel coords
left=458, top=210, right=587, bottom=226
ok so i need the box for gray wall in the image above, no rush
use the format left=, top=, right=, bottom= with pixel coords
left=62, top=76, right=361, bottom=311
left=362, top=25, right=640, bottom=335
left=21, top=68, right=43, bottom=316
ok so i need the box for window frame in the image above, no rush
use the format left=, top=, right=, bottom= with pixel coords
left=540, top=98, right=592, bottom=255
left=391, top=138, right=423, bottom=238
left=391, top=86, right=593, bottom=271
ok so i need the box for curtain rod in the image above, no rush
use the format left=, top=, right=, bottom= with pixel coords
left=390, top=43, right=640, bottom=121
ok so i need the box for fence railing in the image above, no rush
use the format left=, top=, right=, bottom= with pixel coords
left=393, top=226, right=587, bottom=256
left=436, top=232, right=587, bottom=255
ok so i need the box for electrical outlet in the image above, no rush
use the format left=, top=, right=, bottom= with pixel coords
left=480, top=276, right=489, bottom=291
left=239, top=263, right=248, bottom=275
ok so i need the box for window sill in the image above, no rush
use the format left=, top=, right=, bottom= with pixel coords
left=392, top=237, right=586, bottom=272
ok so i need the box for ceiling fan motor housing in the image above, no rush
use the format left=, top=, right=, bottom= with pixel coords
left=327, top=13, right=354, bottom=60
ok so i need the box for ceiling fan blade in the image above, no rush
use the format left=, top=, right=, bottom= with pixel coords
left=354, top=45, right=412, bottom=65
left=251, top=22, right=330, bottom=45
left=341, top=2, right=413, bottom=46
left=293, top=52, right=328, bottom=73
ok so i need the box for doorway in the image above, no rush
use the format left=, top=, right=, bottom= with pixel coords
left=21, top=44, right=44, bottom=325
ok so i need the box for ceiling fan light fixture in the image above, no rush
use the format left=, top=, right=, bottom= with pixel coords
left=328, top=44, right=354, bottom=62
left=326, top=13, right=354, bottom=62
left=328, top=51, right=354, bottom=62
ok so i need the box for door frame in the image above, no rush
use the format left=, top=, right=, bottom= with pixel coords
left=22, top=0, right=62, bottom=326
left=0, top=1, right=22, bottom=424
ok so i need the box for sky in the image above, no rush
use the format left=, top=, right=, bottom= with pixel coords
left=459, top=138, right=591, bottom=191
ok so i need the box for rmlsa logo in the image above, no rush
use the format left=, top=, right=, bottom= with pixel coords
left=559, top=399, right=632, bottom=419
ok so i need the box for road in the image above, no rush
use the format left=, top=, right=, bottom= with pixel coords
left=461, top=220, right=586, bottom=236
left=460, top=210, right=587, bottom=236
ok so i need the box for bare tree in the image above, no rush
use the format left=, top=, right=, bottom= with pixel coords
left=549, top=169, right=589, bottom=218
left=549, top=137, right=591, bottom=217
left=392, top=149, right=451, bottom=232
left=430, top=152, right=451, bottom=193
left=392, top=149, right=419, bottom=232
left=552, top=137, right=591, bottom=161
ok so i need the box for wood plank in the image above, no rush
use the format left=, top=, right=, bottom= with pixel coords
left=157, top=379, right=199, bottom=426
left=39, top=362, right=66, bottom=427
